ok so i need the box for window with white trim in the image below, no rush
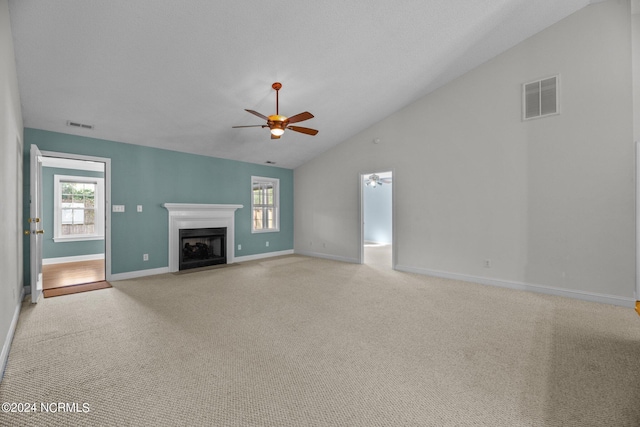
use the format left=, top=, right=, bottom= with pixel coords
left=54, top=175, right=105, bottom=242
left=251, top=176, right=279, bottom=233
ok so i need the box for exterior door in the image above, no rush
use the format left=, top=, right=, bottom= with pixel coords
left=29, top=144, right=44, bottom=303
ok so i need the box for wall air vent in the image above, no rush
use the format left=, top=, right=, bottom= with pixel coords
left=66, top=120, right=94, bottom=130
left=265, top=161, right=276, bottom=165
left=523, top=75, right=558, bottom=120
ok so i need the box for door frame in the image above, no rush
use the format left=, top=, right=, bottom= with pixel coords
left=29, top=145, right=44, bottom=303
left=358, top=169, right=397, bottom=269
left=38, top=149, right=112, bottom=283
left=636, top=142, right=640, bottom=309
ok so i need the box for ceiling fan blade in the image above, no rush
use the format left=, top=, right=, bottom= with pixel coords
left=232, top=125, right=267, bottom=128
left=287, top=111, right=314, bottom=124
left=245, top=109, right=269, bottom=121
left=288, top=126, right=318, bottom=136
left=271, top=133, right=281, bottom=140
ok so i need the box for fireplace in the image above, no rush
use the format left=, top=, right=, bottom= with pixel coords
left=162, top=203, right=243, bottom=273
left=179, top=227, right=226, bottom=270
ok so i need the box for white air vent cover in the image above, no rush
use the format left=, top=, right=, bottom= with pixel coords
left=66, top=120, right=94, bottom=130
left=523, top=76, right=558, bottom=120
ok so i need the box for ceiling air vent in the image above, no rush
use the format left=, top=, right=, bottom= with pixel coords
left=523, top=75, right=558, bottom=120
left=66, top=120, right=94, bottom=130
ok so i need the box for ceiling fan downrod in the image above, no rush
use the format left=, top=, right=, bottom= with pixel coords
left=272, top=82, right=282, bottom=115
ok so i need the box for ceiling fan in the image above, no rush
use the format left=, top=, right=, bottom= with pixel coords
left=365, top=174, right=392, bottom=188
left=233, top=82, right=318, bottom=139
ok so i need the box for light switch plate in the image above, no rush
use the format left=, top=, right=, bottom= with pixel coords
left=112, top=205, right=125, bottom=212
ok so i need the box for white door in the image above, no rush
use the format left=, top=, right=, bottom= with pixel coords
left=29, top=144, right=44, bottom=303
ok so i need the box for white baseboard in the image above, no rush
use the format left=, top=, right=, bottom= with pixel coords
left=294, top=250, right=359, bottom=264
left=43, top=253, right=105, bottom=265
left=109, top=251, right=296, bottom=280
left=109, top=267, right=170, bottom=281
left=395, top=264, right=635, bottom=308
left=1, top=287, right=25, bottom=382
left=234, top=249, right=294, bottom=263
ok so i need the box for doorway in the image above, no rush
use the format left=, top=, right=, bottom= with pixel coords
left=360, top=171, right=394, bottom=268
left=34, top=150, right=111, bottom=298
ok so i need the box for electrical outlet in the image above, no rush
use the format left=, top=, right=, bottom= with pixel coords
left=238, top=244, right=242, bottom=250
left=137, top=205, right=143, bottom=212
left=484, top=259, right=491, bottom=268
left=143, top=254, right=149, bottom=261
left=266, top=241, right=269, bottom=247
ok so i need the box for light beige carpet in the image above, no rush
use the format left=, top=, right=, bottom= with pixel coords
left=1, top=253, right=639, bottom=426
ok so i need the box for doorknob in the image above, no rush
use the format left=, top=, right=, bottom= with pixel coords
left=24, top=230, right=30, bottom=235
left=28, top=217, right=40, bottom=223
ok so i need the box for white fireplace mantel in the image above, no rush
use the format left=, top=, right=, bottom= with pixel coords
left=163, top=203, right=243, bottom=272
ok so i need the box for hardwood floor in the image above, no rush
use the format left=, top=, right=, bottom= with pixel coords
left=363, top=243, right=392, bottom=268
left=43, top=281, right=111, bottom=298
left=43, top=259, right=105, bottom=289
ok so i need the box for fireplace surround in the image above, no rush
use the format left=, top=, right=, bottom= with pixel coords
left=163, top=203, right=243, bottom=273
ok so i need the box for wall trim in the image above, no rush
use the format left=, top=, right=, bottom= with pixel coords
left=110, top=251, right=295, bottom=280
left=295, top=250, right=359, bottom=264
left=395, top=264, right=635, bottom=308
left=109, top=267, right=170, bottom=281
left=43, top=253, right=105, bottom=265
left=41, top=156, right=104, bottom=172
left=235, top=249, right=294, bottom=263
left=1, top=287, right=25, bottom=382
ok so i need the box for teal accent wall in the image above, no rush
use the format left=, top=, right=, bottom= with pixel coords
left=23, top=128, right=293, bottom=283
left=42, top=166, right=105, bottom=259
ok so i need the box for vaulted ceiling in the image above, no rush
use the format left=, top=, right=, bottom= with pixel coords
left=9, top=0, right=599, bottom=169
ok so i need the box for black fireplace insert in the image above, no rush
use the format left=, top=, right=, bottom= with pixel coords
left=179, top=227, right=226, bottom=270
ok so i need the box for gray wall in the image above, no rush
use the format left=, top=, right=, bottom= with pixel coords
left=0, top=0, right=24, bottom=378
left=294, top=0, right=636, bottom=301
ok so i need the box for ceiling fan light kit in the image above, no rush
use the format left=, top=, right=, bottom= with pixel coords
left=366, top=174, right=382, bottom=188
left=233, top=82, right=318, bottom=140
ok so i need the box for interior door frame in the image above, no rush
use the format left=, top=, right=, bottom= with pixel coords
left=40, top=150, right=112, bottom=282
left=358, top=169, right=397, bottom=269
left=29, top=145, right=44, bottom=303
left=636, top=142, right=639, bottom=311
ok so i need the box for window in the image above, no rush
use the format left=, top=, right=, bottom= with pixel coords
left=523, top=75, right=558, bottom=120
left=54, top=175, right=104, bottom=242
left=251, top=176, right=279, bottom=233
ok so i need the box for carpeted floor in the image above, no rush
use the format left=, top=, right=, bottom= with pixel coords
left=1, top=253, right=639, bottom=426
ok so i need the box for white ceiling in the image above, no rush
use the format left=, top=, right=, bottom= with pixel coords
left=8, top=0, right=598, bottom=169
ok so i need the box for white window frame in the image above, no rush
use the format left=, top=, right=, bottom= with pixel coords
left=53, top=174, right=105, bottom=242
left=251, top=176, right=280, bottom=233
left=522, top=74, right=560, bottom=121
